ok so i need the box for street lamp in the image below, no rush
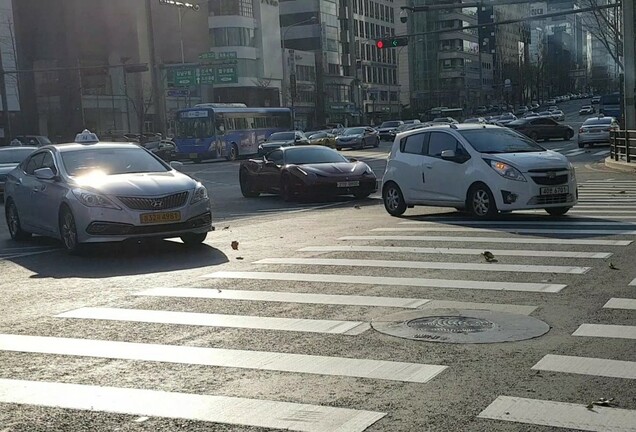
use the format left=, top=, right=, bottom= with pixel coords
left=282, top=16, right=317, bottom=108
left=158, top=0, right=201, bottom=64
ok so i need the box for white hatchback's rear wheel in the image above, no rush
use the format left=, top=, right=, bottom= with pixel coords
left=383, top=182, right=407, bottom=216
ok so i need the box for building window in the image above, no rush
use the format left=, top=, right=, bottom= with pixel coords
left=208, top=0, right=253, bottom=17
left=296, top=65, right=316, bottom=81
left=209, top=27, right=256, bottom=47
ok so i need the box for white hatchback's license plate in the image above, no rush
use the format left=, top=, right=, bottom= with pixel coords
left=337, top=181, right=360, bottom=188
left=540, top=186, right=569, bottom=196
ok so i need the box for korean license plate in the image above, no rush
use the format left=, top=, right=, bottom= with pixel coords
left=140, top=211, right=181, bottom=224
left=337, top=181, right=360, bottom=188
left=540, top=186, right=569, bottom=196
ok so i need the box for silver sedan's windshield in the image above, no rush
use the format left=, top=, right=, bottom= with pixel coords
left=61, top=148, right=169, bottom=176
left=459, top=128, right=545, bottom=154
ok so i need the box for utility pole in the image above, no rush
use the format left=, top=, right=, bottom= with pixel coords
left=623, top=0, right=635, bottom=129
left=145, top=0, right=166, bottom=134
left=0, top=44, right=11, bottom=141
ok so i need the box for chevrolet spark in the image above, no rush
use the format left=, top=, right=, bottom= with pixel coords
left=381, top=124, right=577, bottom=218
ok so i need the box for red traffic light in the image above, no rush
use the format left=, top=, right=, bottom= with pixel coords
left=376, top=40, right=385, bottom=49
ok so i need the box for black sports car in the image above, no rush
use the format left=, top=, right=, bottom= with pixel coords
left=239, top=146, right=377, bottom=201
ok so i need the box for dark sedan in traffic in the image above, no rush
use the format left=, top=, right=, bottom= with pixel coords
left=239, top=146, right=377, bottom=201
left=506, top=117, right=574, bottom=141
left=335, top=127, right=380, bottom=150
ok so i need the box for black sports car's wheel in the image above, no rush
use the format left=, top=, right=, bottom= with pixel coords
left=280, top=176, right=295, bottom=202
left=578, top=142, right=585, bottom=148
left=5, top=200, right=31, bottom=241
left=467, top=184, right=498, bottom=219
left=546, top=207, right=571, bottom=217
left=239, top=169, right=260, bottom=198
left=383, top=182, right=407, bottom=216
left=529, top=131, right=539, bottom=141
left=563, top=130, right=573, bottom=141
left=181, top=232, right=207, bottom=245
left=59, top=205, right=83, bottom=254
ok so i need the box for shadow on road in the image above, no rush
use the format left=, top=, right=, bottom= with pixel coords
left=6, top=239, right=229, bottom=279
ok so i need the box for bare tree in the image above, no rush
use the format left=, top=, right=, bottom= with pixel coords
left=124, top=82, right=154, bottom=134
left=579, top=0, right=623, bottom=70
left=252, top=76, right=273, bottom=88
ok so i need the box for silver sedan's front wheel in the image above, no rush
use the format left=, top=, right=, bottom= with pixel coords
left=6, top=201, right=31, bottom=241
left=59, top=206, right=81, bottom=253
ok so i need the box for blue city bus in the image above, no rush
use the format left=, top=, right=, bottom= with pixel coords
left=599, top=93, right=622, bottom=121
left=174, top=105, right=292, bottom=162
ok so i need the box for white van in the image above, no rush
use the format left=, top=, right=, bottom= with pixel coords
left=381, top=124, right=577, bottom=218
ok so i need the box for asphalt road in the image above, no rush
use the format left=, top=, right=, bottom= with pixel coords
left=0, top=105, right=635, bottom=432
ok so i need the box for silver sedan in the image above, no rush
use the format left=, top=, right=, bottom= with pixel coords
left=577, top=116, right=619, bottom=148
left=4, top=142, right=212, bottom=253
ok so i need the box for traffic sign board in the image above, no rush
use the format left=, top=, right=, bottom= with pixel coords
left=200, top=67, right=216, bottom=85
left=199, top=52, right=216, bottom=60
left=217, top=66, right=238, bottom=83
left=175, top=69, right=196, bottom=86
left=217, top=51, right=237, bottom=60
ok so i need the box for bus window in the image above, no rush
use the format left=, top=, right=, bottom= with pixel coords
left=215, top=114, right=225, bottom=135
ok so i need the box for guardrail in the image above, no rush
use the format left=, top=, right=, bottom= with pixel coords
left=610, top=130, right=636, bottom=163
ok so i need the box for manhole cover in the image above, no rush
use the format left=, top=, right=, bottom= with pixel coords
left=372, top=309, right=550, bottom=344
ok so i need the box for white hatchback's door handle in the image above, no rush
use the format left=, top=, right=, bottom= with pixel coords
left=425, top=164, right=433, bottom=169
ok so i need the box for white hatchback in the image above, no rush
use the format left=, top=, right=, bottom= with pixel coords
left=381, top=124, right=578, bottom=218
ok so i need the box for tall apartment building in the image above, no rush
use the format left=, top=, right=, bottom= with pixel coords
left=409, top=0, right=487, bottom=113
left=207, top=0, right=283, bottom=108
left=478, top=2, right=531, bottom=106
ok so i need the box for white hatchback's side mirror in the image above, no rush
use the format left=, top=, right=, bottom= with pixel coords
left=440, top=150, right=456, bottom=160
left=170, top=161, right=184, bottom=169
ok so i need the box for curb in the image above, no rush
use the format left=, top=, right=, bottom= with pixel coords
left=604, top=157, right=636, bottom=173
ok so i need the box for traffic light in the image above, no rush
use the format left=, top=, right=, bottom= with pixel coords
left=376, top=37, right=408, bottom=49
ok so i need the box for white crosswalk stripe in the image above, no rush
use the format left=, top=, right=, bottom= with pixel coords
left=399, top=220, right=636, bottom=227
left=0, top=379, right=385, bottom=432
left=630, top=278, right=636, bottom=286
left=254, top=257, right=591, bottom=274
left=531, top=354, right=636, bottom=379
left=0, top=334, right=445, bottom=383
left=56, top=307, right=371, bottom=335
left=572, top=324, right=636, bottom=340
left=478, top=396, right=636, bottom=431
left=603, top=298, right=636, bottom=310
left=339, top=235, right=632, bottom=246
left=593, top=150, right=611, bottom=156
left=372, top=227, right=636, bottom=235
left=205, top=271, right=566, bottom=293
left=298, top=245, right=612, bottom=259
left=564, top=149, right=586, bottom=156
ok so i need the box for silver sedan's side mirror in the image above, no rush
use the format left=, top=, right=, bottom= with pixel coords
left=34, top=167, right=56, bottom=180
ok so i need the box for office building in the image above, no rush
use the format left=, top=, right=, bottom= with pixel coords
left=0, top=0, right=19, bottom=144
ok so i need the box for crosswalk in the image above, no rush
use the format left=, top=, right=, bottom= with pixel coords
left=1, top=179, right=636, bottom=430
left=549, top=144, right=611, bottom=158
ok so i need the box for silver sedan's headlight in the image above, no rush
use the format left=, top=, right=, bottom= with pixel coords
left=72, top=188, right=121, bottom=209
left=191, top=184, right=209, bottom=204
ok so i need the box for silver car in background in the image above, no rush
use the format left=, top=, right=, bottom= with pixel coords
left=0, top=146, right=37, bottom=197
left=577, top=116, right=619, bottom=148
left=4, top=140, right=212, bottom=253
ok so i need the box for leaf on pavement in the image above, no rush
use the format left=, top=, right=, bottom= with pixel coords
left=231, top=241, right=239, bottom=250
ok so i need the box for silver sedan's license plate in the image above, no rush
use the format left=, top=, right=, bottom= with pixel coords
left=540, top=186, right=569, bottom=195
left=337, top=181, right=360, bottom=188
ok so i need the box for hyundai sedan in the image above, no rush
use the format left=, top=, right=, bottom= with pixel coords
left=4, top=140, right=212, bottom=253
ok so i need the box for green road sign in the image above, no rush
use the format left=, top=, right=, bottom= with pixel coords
left=200, top=67, right=216, bottom=85
left=217, top=66, right=238, bottom=83
left=175, top=68, right=196, bottom=86
left=217, top=51, right=237, bottom=60
left=199, top=52, right=216, bottom=60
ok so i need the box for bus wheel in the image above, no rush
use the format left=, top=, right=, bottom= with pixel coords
left=229, top=144, right=239, bottom=161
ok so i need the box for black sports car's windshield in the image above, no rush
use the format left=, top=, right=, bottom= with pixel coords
left=268, top=132, right=295, bottom=141
left=342, top=128, right=365, bottom=135
left=285, top=147, right=348, bottom=165
left=62, top=148, right=169, bottom=176
left=459, top=129, right=545, bottom=154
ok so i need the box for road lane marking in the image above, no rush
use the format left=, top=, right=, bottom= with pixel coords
left=0, top=334, right=445, bottom=383
left=137, top=288, right=431, bottom=308
left=372, top=227, right=636, bottom=235
left=531, top=354, right=636, bottom=379
left=339, top=235, right=632, bottom=246
left=56, top=308, right=370, bottom=336
left=399, top=220, right=636, bottom=227
left=593, top=150, right=611, bottom=156
left=298, top=245, right=611, bottom=259
left=564, top=150, right=586, bottom=156
left=572, top=324, right=636, bottom=340
left=204, top=271, right=566, bottom=293
left=254, top=257, right=591, bottom=275
left=604, top=298, right=636, bottom=310
left=0, top=379, right=385, bottom=432
left=478, top=395, right=636, bottom=431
